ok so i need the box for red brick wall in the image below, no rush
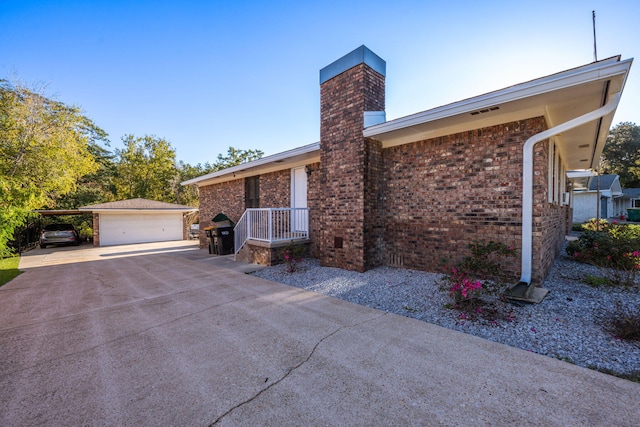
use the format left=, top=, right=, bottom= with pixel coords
left=259, top=170, right=290, bottom=208
left=364, top=138, right=385, bottom=268
left=532, top=140, right=570, bottom=284
left=183, top=212, right=188, bottom=240
left=381, top=118, right=549, bottom=281
left=92, top=213, right=100, bottom=246
left=198, top=179, right=245, bottom=247
left=306, top=162, right=322, bottom=258
left=319, top=63, right=385, bottom=272
left=236, top=241, right=311, bottom=266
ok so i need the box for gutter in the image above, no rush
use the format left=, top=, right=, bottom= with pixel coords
left=518, top=91, right=621, bottom=289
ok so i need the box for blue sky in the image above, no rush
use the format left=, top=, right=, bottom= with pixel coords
left=2, top=0, right=638, bottom=165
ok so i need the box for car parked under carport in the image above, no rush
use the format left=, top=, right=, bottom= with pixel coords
left=39, top=223, right=81, bottom=248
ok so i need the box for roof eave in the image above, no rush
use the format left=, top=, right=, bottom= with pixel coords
left=364, top=56, right=631, bottom=139
left=182, top=142, right=321, bottom=187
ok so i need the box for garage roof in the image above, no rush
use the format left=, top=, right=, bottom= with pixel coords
left=80, top=198, right=197, bottom=212
left=34, top=209, right=86, bottom=216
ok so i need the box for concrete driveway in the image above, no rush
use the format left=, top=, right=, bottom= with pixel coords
left=1, top=241, right=638, bottom=426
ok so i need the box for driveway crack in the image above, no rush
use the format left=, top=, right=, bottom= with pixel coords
left=209, top=312, right=388, bottom=426
left=0, top=294, right=252, bottom=379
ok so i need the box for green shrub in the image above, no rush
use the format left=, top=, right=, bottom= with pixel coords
left=79, top=226, right=93, bottom=241
left=581, top=218, right=609, bottom=231
left=566, top=223, right=640, bottom=286
left=459, top=240, right=518, bottom=287
left=571, top=223, right=585, bottom=232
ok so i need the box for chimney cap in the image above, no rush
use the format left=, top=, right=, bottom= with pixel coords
left=320, top=45, right=386, bottom=84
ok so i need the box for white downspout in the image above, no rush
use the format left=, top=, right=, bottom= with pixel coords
left=520, top=92, right=621, bottom=284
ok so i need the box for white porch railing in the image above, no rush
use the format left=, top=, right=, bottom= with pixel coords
left=234, top=208, right=309, bottom=254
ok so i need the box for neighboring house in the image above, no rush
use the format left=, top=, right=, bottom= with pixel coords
left=572, top=174, right=623, bottom=223
left=621, top=188, right=640, bottom=211
left=183, top=46, right=632, bottom=286
left=79, top=198, right=197, bottom=246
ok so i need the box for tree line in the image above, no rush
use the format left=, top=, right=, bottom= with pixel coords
left=0, top=80, right=262, bottom=256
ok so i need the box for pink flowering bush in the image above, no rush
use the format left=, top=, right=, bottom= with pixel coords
left=440, top=241, right=518, bottom=321
left=280, top=241, right=306, bottom=273
left=448, top=267, right=482, bottom=304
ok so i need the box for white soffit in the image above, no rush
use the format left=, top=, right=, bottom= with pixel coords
left=364, top=57, right=632, bottom=151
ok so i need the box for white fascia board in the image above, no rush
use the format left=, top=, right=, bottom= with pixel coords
left=181, top=142, right=320, bottom=186
left=364, top=57, right=631, bottom=137
left=567, top=170, right=596, bottom=179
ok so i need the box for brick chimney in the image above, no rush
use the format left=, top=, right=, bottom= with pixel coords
left=318, top=46, right=386, bottom=272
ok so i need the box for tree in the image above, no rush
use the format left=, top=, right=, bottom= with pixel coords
left=0, top=79, right=107, bottom=256
left=113, top=134, right=178, bottom=201
left=56, top=141, right=117, bottom=209
left=602, top=122, right=640, bottom=188
left=213, top=146, right=264, bottom=171
left=174, top=147, right=265, bottom=207
left=173, top=161, right=211, bottom=207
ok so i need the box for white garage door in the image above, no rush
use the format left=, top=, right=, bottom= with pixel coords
left=99, top=213, right=183, bottom=246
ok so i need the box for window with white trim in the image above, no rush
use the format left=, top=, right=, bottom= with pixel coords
left=548, top=140, right=567, bottom=205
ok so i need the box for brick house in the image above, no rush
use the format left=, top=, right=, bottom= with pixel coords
left=183, top=46, right=632, bottom=286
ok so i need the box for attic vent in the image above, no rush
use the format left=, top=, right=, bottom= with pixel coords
left=470, top=106, right=500, bottom=116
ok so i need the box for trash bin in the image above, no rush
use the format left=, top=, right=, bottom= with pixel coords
left=212, top=226, right=234, bottom=255
left=204, top=226, right=216, bottom=254
left=627, top=208, right=640, bottom=222
left=205, top=213, right=235, bottom=255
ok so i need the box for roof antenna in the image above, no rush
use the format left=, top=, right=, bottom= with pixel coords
left=592, top=10, right=598, bottom=61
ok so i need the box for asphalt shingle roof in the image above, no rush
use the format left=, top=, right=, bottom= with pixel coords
left=81, top=198, right=196, bottom=210
left=587, top=174, right=618, bottom=191
left=623, top=188, right=640, bottom=197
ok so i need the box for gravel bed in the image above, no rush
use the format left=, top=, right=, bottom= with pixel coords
left=251, top=252, right=640, bottom=377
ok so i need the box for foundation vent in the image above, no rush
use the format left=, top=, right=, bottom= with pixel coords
left=388, top=253, right=404, bottom=267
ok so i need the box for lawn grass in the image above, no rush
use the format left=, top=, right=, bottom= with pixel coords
left=0, top=256, right=22, bottom=287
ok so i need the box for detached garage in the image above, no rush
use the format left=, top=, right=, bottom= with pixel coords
left=80, top=198, right=198, bottom=247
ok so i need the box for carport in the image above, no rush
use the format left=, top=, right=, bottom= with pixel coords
left=15, top=210, right=92, bottom=252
